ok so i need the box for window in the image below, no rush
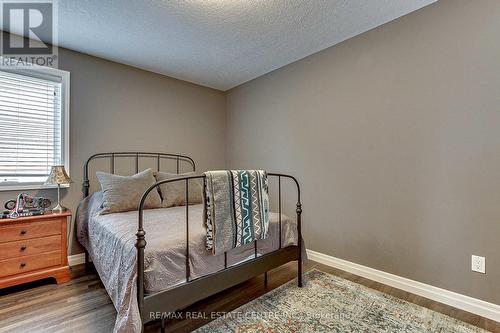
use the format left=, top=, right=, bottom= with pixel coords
left=0, top=67, right=70, bottom=190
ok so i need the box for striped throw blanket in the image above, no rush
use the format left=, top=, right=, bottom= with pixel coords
left=204, top=170, right=269, bottom=255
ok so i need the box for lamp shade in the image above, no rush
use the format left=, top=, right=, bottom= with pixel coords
left=45, top=165, right=72, bottom=185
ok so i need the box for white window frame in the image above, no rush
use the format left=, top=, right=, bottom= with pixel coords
left=0, top=66, right=70, bottom=191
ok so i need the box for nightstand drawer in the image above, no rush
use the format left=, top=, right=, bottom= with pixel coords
left=0, top=219, right=61, bottom=243
left=0, top=251, right=61, bottom=277
left=0, top=236, right=61, bottom=260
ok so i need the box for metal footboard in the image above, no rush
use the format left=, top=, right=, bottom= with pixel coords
left=136, top=173, right=302, bottom=330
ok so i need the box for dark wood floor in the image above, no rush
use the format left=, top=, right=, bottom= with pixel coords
left=0, top=261, right=498, bottom=333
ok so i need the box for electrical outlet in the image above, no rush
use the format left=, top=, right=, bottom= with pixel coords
left=471, top=255, right=485, bottom=274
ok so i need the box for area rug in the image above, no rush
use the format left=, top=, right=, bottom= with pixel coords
left=193, top=269, right=487, bottom=332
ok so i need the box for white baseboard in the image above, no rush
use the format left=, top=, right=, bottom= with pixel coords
left=307, top=249, right=500, bottom=323
left=68, top=253, right=86, bottom=267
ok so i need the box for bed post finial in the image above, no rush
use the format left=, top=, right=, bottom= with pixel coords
left=83, top=180, right=90, bottom=197
left=296, top=202, right=303, bottom=288
left=136, top=229, right=147, bottom=248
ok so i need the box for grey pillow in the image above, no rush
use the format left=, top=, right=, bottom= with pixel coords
left=96, top=169, right=162, bottom=214
left=154, top=171, right=203, bottom=208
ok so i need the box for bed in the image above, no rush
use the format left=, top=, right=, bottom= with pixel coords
left=77, top=152, right=303, bottom=333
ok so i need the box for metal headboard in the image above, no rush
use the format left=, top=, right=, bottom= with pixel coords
left=82, top=152, right=196, bottom=197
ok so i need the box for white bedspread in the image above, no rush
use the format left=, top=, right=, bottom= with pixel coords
left=76, top=192, right=298, bottom=333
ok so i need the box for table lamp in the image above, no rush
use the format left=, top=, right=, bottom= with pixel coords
left=45, top=165, right=72, bottom=214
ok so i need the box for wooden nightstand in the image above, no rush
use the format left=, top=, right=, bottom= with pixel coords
left=0, top=212, right=71, bottom=289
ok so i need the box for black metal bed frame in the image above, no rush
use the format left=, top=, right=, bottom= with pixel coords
left=82, top=152, right=302, bottom=332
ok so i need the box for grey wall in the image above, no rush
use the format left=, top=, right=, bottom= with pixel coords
left=225, top=0, right=500, bottom=304
left=0, top=45, right=226, bottom=255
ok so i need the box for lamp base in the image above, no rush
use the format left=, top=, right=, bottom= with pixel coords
left=52, top=203, right=68, bottom=214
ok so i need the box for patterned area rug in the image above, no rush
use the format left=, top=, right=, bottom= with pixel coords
left=194, top=269, right=487, bottom=332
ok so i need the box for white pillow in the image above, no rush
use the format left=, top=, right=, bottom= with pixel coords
left=154, top=171, right=203, bottom=208
left=96, top=169, right=162, bottom=214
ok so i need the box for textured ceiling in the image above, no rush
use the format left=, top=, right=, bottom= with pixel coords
left=4, top=0, right=436, bottom=90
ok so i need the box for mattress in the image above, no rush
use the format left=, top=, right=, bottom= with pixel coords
left=76, top=192, right=298, bottom=333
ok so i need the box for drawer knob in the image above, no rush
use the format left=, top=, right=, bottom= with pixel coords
left=20, top=230, right=27, bottom=235
left=20, top=263, right=26, bottom=268
left=20, top=245, right=27, bottom=251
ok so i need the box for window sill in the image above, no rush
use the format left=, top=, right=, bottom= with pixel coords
left=0, top=184, right=70, bottom=192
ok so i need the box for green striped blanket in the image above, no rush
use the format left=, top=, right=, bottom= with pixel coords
left=204, top=170, right=269, bottom=255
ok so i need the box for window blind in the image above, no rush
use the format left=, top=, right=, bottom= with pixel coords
left=0, top=70, right=63, bottom=185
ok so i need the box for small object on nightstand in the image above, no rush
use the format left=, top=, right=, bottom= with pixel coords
left=4, top=196, right=51, bottom=211
left=4, top=193, right=50, bottom=219
left=45, top=165, right=72, bottom=214
left=0, top=211, right=72, bottom=289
